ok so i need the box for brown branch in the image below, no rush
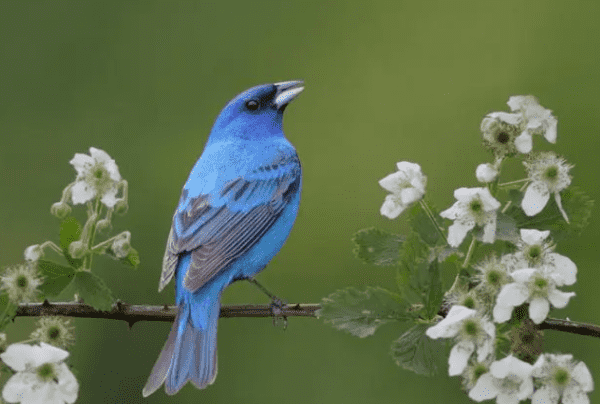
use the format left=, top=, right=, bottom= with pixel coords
left=14, top=301, right=600, bottom=338
left=15, top=301, right=320, bottom=327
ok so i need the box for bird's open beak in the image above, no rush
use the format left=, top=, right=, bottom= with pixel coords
left=274, top=80, right=304, bottom=110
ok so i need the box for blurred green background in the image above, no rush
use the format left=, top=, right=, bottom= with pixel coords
left=2, top=1, right=600, bottom=403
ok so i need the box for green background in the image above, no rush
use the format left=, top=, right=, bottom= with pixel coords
left=2, top=1, right=600, bottom=403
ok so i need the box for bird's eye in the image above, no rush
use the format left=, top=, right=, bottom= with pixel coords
left=245, top=100, right=259, bottom=110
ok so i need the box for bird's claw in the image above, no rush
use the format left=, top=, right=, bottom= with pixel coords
left=270, top=297, right=288, bottom=330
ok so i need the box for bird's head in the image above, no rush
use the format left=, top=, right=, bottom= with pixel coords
left=209, top=81, right=304, bottom=142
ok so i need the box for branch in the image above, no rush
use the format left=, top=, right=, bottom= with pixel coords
left=15, top=301, right=320, bottom=327
left=14, top=301, right=600, bottom=338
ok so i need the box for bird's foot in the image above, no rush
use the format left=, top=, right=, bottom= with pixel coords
left=270, top=296, right=288, bottom=330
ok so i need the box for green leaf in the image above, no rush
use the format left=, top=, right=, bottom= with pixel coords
left=352, top=228, right=404, bottom=266
left=317, top=286, right=410, bottom=338
left=409, top=202, right=442, bottom=246
left=120, top=247, right=140, bottom=269
left=390, top=323, right=446, bottom=376
left=59, top=217, right=83, bottom=268
left=396, top=232, right=432, bottom=307
left=505, top=186, right=593, bottom=242
left=425, top=260, right=443, bottom=319
left=37, top=260, right=76, bottom=297
left=0, top=293, right=17, bottom=330
left=58, top=271, right=114, bottom=311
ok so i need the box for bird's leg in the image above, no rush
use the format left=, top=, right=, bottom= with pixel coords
left=247, top=278, right=287, bottom=330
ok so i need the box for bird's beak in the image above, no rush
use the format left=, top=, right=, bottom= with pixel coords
left=274, top=80, right=304, bottom=110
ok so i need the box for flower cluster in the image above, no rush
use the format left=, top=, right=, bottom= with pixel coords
left=1, top=147, right=138, bottom=403
left=376, top=96, right=592, bottom=403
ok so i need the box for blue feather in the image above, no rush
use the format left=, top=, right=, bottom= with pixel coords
left=143, top=81, right=303, bottom=397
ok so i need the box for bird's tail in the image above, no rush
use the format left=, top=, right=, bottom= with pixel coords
left=142, top=291, right=221, bottom=397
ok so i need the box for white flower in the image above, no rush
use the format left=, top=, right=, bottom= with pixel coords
left=501, top=229, right=577, bottom=286
left=493, top=267, right=575, bottom=324
left=532, top=354, right=593, bottom=404
left=426, top=305, right=495, bottom=376
left=0, top=264, right=43, bottom=304
left=24, top=245, right=43, bottom=262
left=469, top=355, right=534, bottom=403
left=440, top=187, right=501, bottom=247
left=476, top=163, right=499, bottom=183
left=379, top=162, right=427, bottom=219
left=1, top=343, right=78, bottom=404
left=522, top=152, right=572, bottom=223
left=480, top=111, right=523, bottom=155
left=69, top=147, right=122, bottom=208
left=507, top=95, right=557, bottom=153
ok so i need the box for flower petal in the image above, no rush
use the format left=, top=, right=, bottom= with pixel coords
left=426, top=305, right=476, bottom=339
left=544, top=116, right=558, bottom=143
left=447, top=221, right=474, bottom=248
left=493, top=304, right=514, bottom=323
left=1, top=344, right=35, bottom=370
left=510, top=268, right=537, bottom=283
left=520, top=229, right=550, bottom=245
left=482, top=216, right=497, bottom=244
left=71, top=181, right=96, bottom=205
left=69, top=153, right=94, bottom=177
left=548, top=253, right=577, bottom=286
left=56, top=363, right=79, bottom=403
left=478, top=188, right=501, bottom=211
left=100, top=187, right=119, bottom=208
left=400, top=187, right=422, bottom=205
left=378, top=171, right=403, bottom=193
left=380, top=195, right=404, bottom=219
left=572, top=361, right=594, bottom=392
left=522, top=181, right=550, bottom=216
left=547, top=289, right=575, bottom=309
left=2, top=372, right=37, bottom=402
left=468, top=373, right=499, bottom=402
left=497, top=282, right=530, bottom=307
left=449, top=341, right=474, bottom=376
left=563, top=385, right=591, bottom=404
left=515, top=132, right=533, bottom=153
left=529, top=297, right=550, bottom=324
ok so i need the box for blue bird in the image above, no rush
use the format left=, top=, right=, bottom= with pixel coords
left=142, top=81, right=304, bottom=397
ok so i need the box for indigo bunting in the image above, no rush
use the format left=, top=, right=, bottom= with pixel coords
left=142, top=81, right=304, bottom=397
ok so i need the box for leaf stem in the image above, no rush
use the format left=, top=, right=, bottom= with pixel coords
left=461, top=236, right=477, bottom=268
left=419, top=200, right=448, bottom=244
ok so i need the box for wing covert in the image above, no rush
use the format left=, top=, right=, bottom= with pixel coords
left=158, top=154, right=300, bottom=293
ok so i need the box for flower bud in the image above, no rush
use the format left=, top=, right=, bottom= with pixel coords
left=24, top=244, right=43, bottom=262
left=68, top=241, right=87, bottom=259
left=51, top=202, right=71, bottom=219
left=96, top=219, right=112, bottom=233
left=112, top=237, right=131, bottom=258
left=114, top=199, right=128, bottom=215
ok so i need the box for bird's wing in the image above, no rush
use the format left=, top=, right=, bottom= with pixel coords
left=158, top=154, right=301, bottom=293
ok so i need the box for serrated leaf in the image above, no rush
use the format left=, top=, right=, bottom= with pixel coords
left=390, top=323, right=446, bottom=376
left=58, top=271, right=114, bottom=311
left=59, top=217, right=83, bottom=268
left=506, top=186, right=593, bottom=242
left=409, top=202, right=442, bottom=246
left=317, top=286, right=410, bottom=338
left=352, top=228, right=404, bottom=266
left=37, top=260, right=76, bottom=297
